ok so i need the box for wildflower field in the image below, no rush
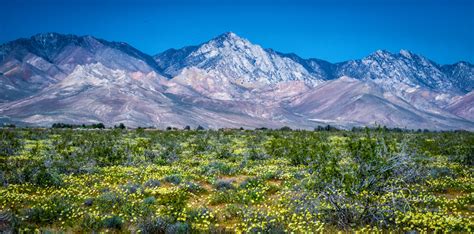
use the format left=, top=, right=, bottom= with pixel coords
left=0, top=128, right=472, bottom=233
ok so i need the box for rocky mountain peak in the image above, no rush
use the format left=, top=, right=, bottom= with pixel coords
left=371, top=49, right=393, bottom=58
left=399, top=49, right=414, bottom=59
left=191, top=31, right=257, bottom=58
left=217, top=31, right=241, bottom=41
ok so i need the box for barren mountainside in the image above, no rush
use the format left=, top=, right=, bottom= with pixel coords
left=0, top=32, right=473, bottom=130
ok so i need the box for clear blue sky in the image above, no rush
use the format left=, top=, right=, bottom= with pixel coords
left=1, top=0, right=473, bottom=64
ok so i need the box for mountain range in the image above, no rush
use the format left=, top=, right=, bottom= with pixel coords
left=0, top=32, right=473, bottom=130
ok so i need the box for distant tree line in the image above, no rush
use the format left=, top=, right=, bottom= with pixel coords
left=1, top=123, right=16, bottom=128
left=51, top=123, right=105, bottom=129
left=159, top=125, right=468, bottom=133
left=113, top=123, right=126, bottom=129
left=349, top=125, right=459, bottom=133
left=166, top=125, right=205, bottom=131
left=22, top=122, right=470, bottom=133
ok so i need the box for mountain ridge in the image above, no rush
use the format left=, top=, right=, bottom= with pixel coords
left=0, top=32, right=473, bottom=130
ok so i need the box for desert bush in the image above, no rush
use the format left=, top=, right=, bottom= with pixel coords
left=239, top=177, right=262, bottom=189
left=164, top=174, right=182, bottom=185
left=144, top=179, right=161, bottom=188
left=138, top=216, right=172, bottom=233
left=31, top=167, right=63, bottom=187
left=121, top=183, right=142, bottom=194
left=102, top=215, right=123, bottom=230
left=0, top=129, right=22, bottom=156
left=166, top=222, right=190, bottom=233
left=182, top=181, right=205, bottom=193
left=216, top=145, right=233, bottom=159
left=143, top=196, right=156, bottom=205
left=214, top=179, right=234, bottom=190
left=96, top=192, right=123, bottom=210
left=201, top=161, right=234, bottom=176
left=246, top=145, right=269, bottom=160
left=312, top=134, right=427, bottom=228
left=0, top=210, right=17, bottom=233
left=156, top=188, right=189, bottom=213
left=25, top=196, right=72, bottom=225
left=209, top=191, right=238, bottom=205
left=240, top=209, right=286, bottom=233
left=1, top=128, right=472, bottom=232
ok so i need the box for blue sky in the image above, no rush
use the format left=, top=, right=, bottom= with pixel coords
left=1, top=0, right=473, bottom=64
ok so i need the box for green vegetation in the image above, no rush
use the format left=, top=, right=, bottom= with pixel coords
left=0, top=128, right=472, bottom=232
left=51, top=123, right=105, bottom=129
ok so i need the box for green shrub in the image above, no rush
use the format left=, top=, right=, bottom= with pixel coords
left=202, top=161, right=234, bottom=175
left=164, top=174, right=182, bottom=185
left=143, top=196, right=156, bottom=205
left=25, top=196, right=72, bottom=225
left=0, top=129, right=22, bottom=156
left=32, top=167, right=63, bottom=187
left=157, top=189, right=189, bottom=213
left=239, top=177, right=262, bottom=189
left=96, top=192, right=123, bottom=210
left=209, top=191, right=237, bottom=205
left=102, top=215, right=123, bottom=230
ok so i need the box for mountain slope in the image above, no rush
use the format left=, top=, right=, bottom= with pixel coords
left=288, top=77, right=473, bottom=130
left=446, top=91, right=474, bottom=121
left=0, top=63, right=314, bottom=128
left=0, top=33, right=162, bottom=102
left=0, top=32, right=473, bottom=130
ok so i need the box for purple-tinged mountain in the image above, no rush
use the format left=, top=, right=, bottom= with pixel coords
left=0, top=32, right=473, bottom=129
left=446, top=90, right=474, bottom=121
left=0, top=33, right=160, bottom=71
left=288, top=76, right=473, bottom=130
left=0, top=33, right=161, bottom=102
